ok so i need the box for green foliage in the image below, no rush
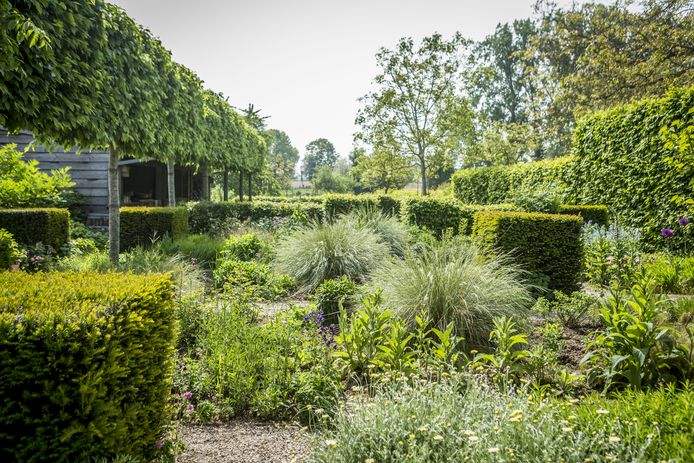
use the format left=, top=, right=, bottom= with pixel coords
left=0, top=272, right=176, bottom=463
left=311, top=377, right=693, bottom=463
left=119, top=207, right=189, bottom=250
left=312, top=166, right=355, bottom=194
left=349, top=207, right=409, bottom=257
left=181, top=302, right=342, bottom=425
left=368, top=237, right=532, bottom=347
left=219, top=232, right=272, bottom=263
left=302, top=138, right=338, bottom=180
left=473, top=210, right=584, bottom=293
left=274, top=217, right=390, bottom=293
left=532, top=291, right=599, bottom=328
left=642, top=254, right=694, bottom=295
left=472, top=316, right=530, bottom=388
left=569, top=87, right=694, bottom=251
left=352, top=147, right=415, bottom=193
left=159, top=234, right=224, bottom=268
left=583, top=223, right=642, bottom=288
left=214, top=259, right=294, bottom=301
left=511, top=189, right=562, bottom=213
left=452, top=156, right=573, bottom=205
left=581, top=280, right=693, bottom=391
left=558, top=205, right=609, bottom=227
left=0, top=144, right=74, bottom=208
left=0, top=228, right=19, bottom=269
left=311, top=276, right=359, bottom=325
left=0, top=207, right=70, bottom=251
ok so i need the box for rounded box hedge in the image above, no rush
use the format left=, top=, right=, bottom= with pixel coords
left=0, top=208, right=70, bottom=251
left=472, top=210, right=584, bottom=293
left=120, top=206, right=189, bottom=249
left=0, top=272, right=177, bottom=463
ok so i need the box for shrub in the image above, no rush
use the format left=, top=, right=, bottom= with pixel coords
left=0, top=144, right=74, bottom=208
left=0, top=228, right=19, bottom=269
left=402, top=198, right=513, bottom=237
left=368, top=237, right=532, bottom=347
left=323, top=194, right=375, bottom=218
left=532, top=291, right=600, bottom=328
left=311, top=376, right=693, bottom=463
left=274, top=217, right=390, bottom=293
left=120, top=206, right=189, bottom=250
left=159, top=234, right=225, bottom=268
left=311, top=276, right=359, bottom=325
left=0, top=272, right=176, bottom=463
left=559, top=205, right=609, bottom=227
left=511, top=189, right=562, bottom=213
left=472, top=210, right=584, bottom=293
left=581, top=280, right=692, bottom=391
left=583, top=223, right=642, bottom=288
left=641, top=254, right=694, bottom=295
left=0, top=207, right=70, bottom=251
left=214, top=259, right=294, bottom=301
left=219, top=232, right=272, bottom=263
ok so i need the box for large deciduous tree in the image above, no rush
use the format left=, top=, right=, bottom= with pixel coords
left=353, top=147, right=414, bottom=193
left=356, top=33, right=473, bottom=195
left=301, top=138, right=338, bottom=180
left=264, top=129, right=299, bottom=191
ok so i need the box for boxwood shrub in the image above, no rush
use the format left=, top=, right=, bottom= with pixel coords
left=0, top=272, right=176, bottom=463
left=472, top=210, right=584, bottom=293
left=402, top=198, right=513, bottom=237
left=0, top=208, right=70, bottom=250
left=120, top=206, right=189, bottom=250
left=559, top=205, right=609, bottom=227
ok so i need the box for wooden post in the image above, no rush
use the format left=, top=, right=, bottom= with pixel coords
left=223, top=171, right=229, bottom=201
left=167, top=159, right=176, bottom=207
left=108, top=146, right=120, bottom=264
left=239, top=170, right=244, bottom=201
left=248, top=172, right=252, bottom=201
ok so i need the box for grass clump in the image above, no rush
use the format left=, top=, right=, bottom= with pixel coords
left=349, top=207, right=409, bottom=257
left=368, top=237, right=532, bottom=347
left=274, top=217, right=390, bottom=292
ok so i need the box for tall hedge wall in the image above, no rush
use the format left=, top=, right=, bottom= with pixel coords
left=0, top=272, right=177, bottom=462
left=120, top=206, right=189, bottom=250
left=0, top=208, right=70, bottom=251
left=568, top=87, right=694, bottom=250
left=472, top=211, right=584, bottom=293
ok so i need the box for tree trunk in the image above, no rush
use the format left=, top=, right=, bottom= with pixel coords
left=200, top=164, right=209, bottom=200
left=248, top=172, right=252, bottom=201
left=167, top=159, right=176, bottom=207
left=239, top=171, right=244, bottom=201
left=223, top=171, right=229, bottom=201
left=419, top=158, right=428, bottom=195
left=108, top=146, right=120, bottom=264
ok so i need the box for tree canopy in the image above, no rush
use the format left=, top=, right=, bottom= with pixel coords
left=301, top=138, right=338, bottom=180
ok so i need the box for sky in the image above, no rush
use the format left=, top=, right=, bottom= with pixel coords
left=110, top=0, right=589, bottom=162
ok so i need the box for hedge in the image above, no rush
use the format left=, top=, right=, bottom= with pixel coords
left=0, top=272, right=177, bottom=462
left=452, top=157, right=573, bottom=205
left=558, top=205, right=609, bottom=227
left=0, top=208, right=70, bottom=251
left=188, top=200, right=324, bottom=234
left=568, top=87, right=694, bottom=251
left=402, top=198, right=514, bottom=237
left=472, top=211, right=584, bottom=293
left=322, top=194, right=400, bottom=218
left=120, top=206, right=189, bottom=250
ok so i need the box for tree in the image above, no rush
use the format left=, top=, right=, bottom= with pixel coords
left=264, top=129, right=299, bottom=191
left=354, top=147, right=414, bottom=193
left=356, top=33, right=474, bottom=195
left=312, top=165, right=354, bottom=193
left=301, top=138, right=338, bottom=180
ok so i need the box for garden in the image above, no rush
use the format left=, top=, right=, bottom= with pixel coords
left=1, top=1, right=694, bottom=462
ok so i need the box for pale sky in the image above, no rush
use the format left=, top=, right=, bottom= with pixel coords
left=110, top=0, right=590, bottom=161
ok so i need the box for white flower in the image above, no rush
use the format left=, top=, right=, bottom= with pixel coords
left=608, top=436, right=621, bottom=444
left=488, top=447, right=500, bottom=453
left=596, top=409, right=610, bottom=415
left=433, top=435, right=444, bottom=441
left=325, top=439, right=337, bottom=448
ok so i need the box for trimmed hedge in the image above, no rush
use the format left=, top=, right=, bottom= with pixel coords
left=120, top=206, right=189, bottom=250
left=472, top=211, right=584, bottom=293
left=402, top=198, right=514, bottom=237
left=0, top=229, right=19, bottom=269
left=322, top=194, right=401, bottom=218
left=452, top=157, right=573, bottom=205
left=559, top=205, right=609, bottom=227
left=0, top=208, right=70, bottom=250
left=0, top=272, right=176, bottom=462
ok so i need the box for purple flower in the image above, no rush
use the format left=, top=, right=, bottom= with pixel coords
left=679, top=216, right=689, bottom=226
left=662, top=228, right=674, bottom=238
left=186, top=404, right=195, bottom=413
left=183, top=391, right=193, bottom=400
left=155, top=440, right=164, bottom=450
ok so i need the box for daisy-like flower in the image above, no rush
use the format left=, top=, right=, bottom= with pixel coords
left=325, top=439, right=337, bottom=448
left=463, top=430, right=476, bottom=436
left=468, top=436, right=480, bottom=443
left=433, top=435, right=444, bottom=441
left=596, top=409, right=610, bottom=415
left=562, top=427, right=573, bottom=433
left=488, top=447, right=500, bottom=453
left=608, top=436, right=621, bottom=444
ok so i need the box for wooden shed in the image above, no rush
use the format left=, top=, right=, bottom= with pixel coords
left=0, top=127, right=210, bottom=225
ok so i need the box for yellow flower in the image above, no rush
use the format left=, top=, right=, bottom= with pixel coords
left=488, top=447, right=500, bottom=453
left=325, top=439, right=337, bottom=448
left=608, top=436, right=621, bottom=444
left=408, top=434, right=415, bottom=440
left=433, top=435, right=444, bottom=441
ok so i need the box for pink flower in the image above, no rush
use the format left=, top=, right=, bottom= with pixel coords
left=186, top=404, right=195, bottom=413
left=183, top=391, right=193, bottom=400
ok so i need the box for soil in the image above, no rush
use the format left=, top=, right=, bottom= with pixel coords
left=181, top=420, right=311, bottom=463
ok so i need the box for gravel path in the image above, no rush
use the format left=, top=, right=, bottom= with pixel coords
left=181, top=420, right=311, bottom=463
